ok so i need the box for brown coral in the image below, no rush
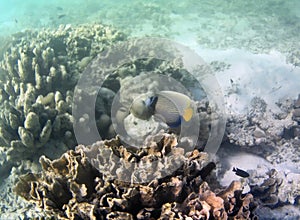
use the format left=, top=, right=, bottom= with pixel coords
left=15, top=134, right=257, bottom=219
left=251, top=169, right=283, bottom=208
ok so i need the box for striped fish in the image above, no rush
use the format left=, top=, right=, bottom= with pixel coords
left=145, top=91, right=195, bottom=128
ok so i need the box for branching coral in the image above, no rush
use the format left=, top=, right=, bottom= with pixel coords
left=0, top=24, right=125, bottom=175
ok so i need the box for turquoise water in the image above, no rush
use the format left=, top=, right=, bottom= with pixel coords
left=1, top=1, right=299, bottom=40
left=1, top=0, right=299, bottom=64
left=1, top=0, right=299, bottom=55
left=0, top=0, right=300, bottom=219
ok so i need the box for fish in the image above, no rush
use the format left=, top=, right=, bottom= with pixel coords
left=146, top=91, right=195, bottom=127
left=232, top=167, right=249, bottom=178
left=58, top=14, right=66, bottom=19
left=130, top=91, right=195, bottom=128
left=130, top=96, right=154, bottom=120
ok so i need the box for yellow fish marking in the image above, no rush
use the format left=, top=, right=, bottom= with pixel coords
left=182, top=106, right=193, bottom=122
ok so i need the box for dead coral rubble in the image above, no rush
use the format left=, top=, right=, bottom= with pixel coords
left=226, top=95, right=300, bottom=170
left=15, top=134, right=257, bottom=219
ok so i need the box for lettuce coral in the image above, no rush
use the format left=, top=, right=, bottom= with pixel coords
left=14, top=134, right=257, bottom=219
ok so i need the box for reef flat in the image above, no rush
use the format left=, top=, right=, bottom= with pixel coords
left=0, top=8, right=299, bottom=218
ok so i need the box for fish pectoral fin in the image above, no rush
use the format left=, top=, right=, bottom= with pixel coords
left=182, top=107, right=193, bottom=122
left=167, top=116, right=182, bottom=128
left=153, top=114, right=167, bottom=123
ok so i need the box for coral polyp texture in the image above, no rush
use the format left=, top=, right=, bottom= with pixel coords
left=0, top=24, right=125, bottom=173
left=14, top=134, right=257, bottom=219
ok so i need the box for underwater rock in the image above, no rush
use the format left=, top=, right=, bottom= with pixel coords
left=14, top=133, right=257, bottom=219
left=0, top=23, right=125, bottom=175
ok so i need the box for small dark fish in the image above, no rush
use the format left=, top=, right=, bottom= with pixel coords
left=56, top=6, right=63, bottom=11
left=232, top=167, right=249, bottom=178
left=15, top=19, right=18, bottom=23
left=58, top=14, right=66, bottom=19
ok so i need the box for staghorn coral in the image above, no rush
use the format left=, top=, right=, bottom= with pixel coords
left=14, top=134, right=257, bottom=219
left=0, top=23, right=125, bottom=175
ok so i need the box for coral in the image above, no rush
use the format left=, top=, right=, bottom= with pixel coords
left=177, top=181, right=256, bottom=220
left=14, top=134, right=257, bottom=219
left=251, top=169, right=283, bottom=208
left=0, top=160, right=49, bottom=220
left=250, top=168, right=300, bottom=216
left=292, top=94, right=300, bottom=124
left=279, top=173, right=300, bottom=205
left=83, top=133, right=188, bottom=183
left=0, top=23, right=125, bottom=175
left=226, top=96, right=300, bottom=170
left=226, top=97, right=295, bottom=148
left=225, top=95, right=300, bottom=216
left=252, top=168, right=300, bottom=207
